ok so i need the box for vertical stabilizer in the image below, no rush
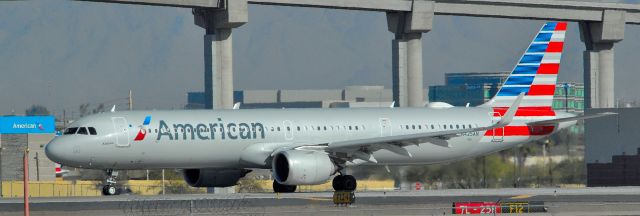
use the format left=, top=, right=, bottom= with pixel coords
left=482, top=22, right=567, bottom=111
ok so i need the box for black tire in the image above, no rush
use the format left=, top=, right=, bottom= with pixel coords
left=101, top=185, right=109, bottom=195
left=343, top=175, right=357, bottom=191
left=273, top=181, right=297, bottom=193
left=102, top=185, right=118, bottom=196
left=332, top=175, right=344, bottom=191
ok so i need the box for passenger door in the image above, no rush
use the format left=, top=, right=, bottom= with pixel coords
left=112, top=117, right=130, bottom=147
left=379, top=118, right=392, bottom=137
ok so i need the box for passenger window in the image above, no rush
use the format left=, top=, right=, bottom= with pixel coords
left=88, top=127, right=97, bottom=135
left=355, top=126, right=359, bottom=130
left=277, top=127, right=280, bottom=131
left=324, top=126, right=327, bottom=131
left=349, top=126, right=352, bottom=130
left=456, top=125, right=459, bottom=129
left=469, top=124, right=473, bottom=128
left=431, top=125, right=434, bottom=130
left=412, top=125, right=415, bottom=130
left=287, top=127, right=291, bottom=131
left=443, top=125, right=447, bottom=129
left=418, top=125, right=422, bottom=130
left=63, top=127, right=78, bottom=135
left=77, top=127, right=88, bottom=135
left=297, top=126, right=301, bottom=131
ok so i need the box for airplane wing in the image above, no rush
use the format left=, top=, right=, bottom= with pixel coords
left=288, top=93, right=524, bottom=163
left=526, top=112, right=617, bottom=126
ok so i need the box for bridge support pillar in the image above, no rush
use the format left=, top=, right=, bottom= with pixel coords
left=194, top=1, right=247, bottom=109
left=387, top=1, right=433, bottom=107
left=580, top=10, right=625, bottom=108
left=390, top=37, right=408, bottom=107
left=406, top=32, right=423, bottom=107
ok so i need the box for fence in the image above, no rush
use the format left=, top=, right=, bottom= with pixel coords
left=1, top=181, right=102, bottom=197
left=0, top=179, right=395, bottom=197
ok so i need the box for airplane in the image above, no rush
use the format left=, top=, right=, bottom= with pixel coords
left=45, top=21, right=613, bottom=195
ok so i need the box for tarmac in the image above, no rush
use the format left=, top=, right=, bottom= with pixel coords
left=2, top=187, right=640, bottom=215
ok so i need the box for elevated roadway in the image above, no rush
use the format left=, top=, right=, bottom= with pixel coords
left=77, top=0, right=639, bottom=109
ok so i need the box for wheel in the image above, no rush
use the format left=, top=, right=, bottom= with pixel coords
left=343, top=175, right=357, bottom=191
left=332, top=175, right=345, bottom=191
left=102, top=185, right=118, bottom=196
left=273, top=181, right=297, bottom=193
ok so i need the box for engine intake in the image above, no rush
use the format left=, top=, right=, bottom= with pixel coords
left=183, top=168, right=250, bottom=187
left=272, top=150, right=337, bottom=185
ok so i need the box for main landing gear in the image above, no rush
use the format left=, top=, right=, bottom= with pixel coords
left=102, top=169, right=121, bottom=196
left=273, top=180, right=297, bottom=193
left=332, top=175, right=357, bottom=191
left=271, top=175, right=358, bottom=193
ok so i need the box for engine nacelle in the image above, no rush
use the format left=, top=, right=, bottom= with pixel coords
left=183, top=168, right=250, bottom=187
left=272, top=150, right=337, bottom=185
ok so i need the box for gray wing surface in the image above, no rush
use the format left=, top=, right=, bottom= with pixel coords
left=526, top=112, right=616, bottom=126
left=291, top=93, right=524, bottom=163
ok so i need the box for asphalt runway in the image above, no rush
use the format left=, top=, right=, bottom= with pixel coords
left=2, top=187, right=640, bottom=215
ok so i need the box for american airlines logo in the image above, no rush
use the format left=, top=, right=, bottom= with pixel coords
left=134, top=116, right=152, bottom=141
left=156, top=118, right=266, bottom=141
left=12, top=123, right=40, bottom=129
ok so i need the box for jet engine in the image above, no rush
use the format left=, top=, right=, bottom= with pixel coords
left=272, top=150, right=337, bottom=185
left=183, top=168, right=250, bottom=187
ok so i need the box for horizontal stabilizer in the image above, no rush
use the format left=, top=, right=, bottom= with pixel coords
left=527, top=112, right=617, bottom=125
left=495, top=93, right=524, bottom=127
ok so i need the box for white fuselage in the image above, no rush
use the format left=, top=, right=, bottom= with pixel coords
left=45, top=107, right=570, bottom=170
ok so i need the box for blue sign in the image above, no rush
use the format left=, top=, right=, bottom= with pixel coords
left=0, top=116, right=55, bottom=134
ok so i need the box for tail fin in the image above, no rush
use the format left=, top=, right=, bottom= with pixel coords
left=482, top=22, right=567, bottom=109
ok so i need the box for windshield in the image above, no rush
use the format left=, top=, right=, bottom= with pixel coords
left=62, top=127, right=98, bottom=135
left=63, top=127, right=78, bottom=135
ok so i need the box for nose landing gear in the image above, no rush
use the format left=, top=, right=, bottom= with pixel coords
left=102, top=169, right=121, bottom=196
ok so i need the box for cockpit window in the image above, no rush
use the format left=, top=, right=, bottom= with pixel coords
left=63, top=127, right=78, bottom=135
left=77, top=127, right=88, bottom=135
left=88, top=127, right=97, bottom=135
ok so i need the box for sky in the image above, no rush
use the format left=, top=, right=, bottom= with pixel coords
left=1, top=1, right=640, bottom=117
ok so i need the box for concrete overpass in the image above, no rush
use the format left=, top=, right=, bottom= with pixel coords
left=80, top=0, right=640, bottom=109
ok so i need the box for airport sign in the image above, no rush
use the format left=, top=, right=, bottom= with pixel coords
left=0, top=116, right=55, bottom=134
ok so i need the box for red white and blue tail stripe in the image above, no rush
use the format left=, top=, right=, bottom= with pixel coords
left=480, top=22, right=567, bottom=140
left=483, top=22, right=566, bottom=112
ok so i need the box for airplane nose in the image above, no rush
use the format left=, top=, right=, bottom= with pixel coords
left=45, top=139, right=71, bottom=164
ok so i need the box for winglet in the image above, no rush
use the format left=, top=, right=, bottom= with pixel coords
left=496, top=92, right=524, bottom=127
left=389, top=101, right=395, bottom=108
left=110, top=105, right=116, bottom=112
left=233, top=102, right=241, bottom=110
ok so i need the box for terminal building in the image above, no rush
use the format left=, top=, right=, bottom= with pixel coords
left=186, top=86, right=399, bottom=109
left=585, top=108, right=640, bottom=186
left=187, top=73, right=585, bottom=114
left=428, top=72, right=585, bottom=113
